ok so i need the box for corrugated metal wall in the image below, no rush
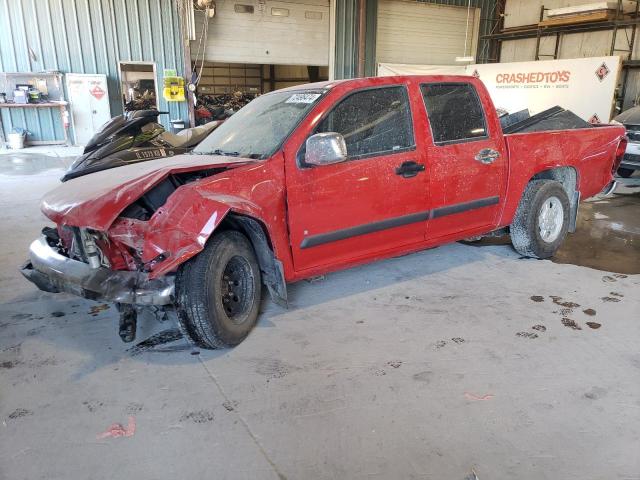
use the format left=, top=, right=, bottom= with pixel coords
left=334, top=0, right=499, bottom=79
left=334, top=0, right=360, bottom=79
left=0, top=0, right=188, bottom=143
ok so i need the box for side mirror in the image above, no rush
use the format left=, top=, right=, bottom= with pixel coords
left=305, top=132, right=347, bottom=166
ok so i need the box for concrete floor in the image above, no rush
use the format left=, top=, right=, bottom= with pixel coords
left=1, top=151, right=639, bottom=480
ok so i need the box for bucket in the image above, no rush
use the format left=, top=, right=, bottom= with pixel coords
left=8, top=132, right=25, bottom=149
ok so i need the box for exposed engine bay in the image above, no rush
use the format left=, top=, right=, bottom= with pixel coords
left=119, top=168, right=225, bottom=221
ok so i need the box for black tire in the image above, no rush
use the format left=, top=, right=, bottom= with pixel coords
left=617, top=167, right=635, bottom=178
left=175, top=230, right=262, bottom=349
left=510, top=180, right=570, bottom=259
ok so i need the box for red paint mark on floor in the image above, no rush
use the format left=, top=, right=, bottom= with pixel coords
left=96, top=416, right=136, bottom=439
left=464, top=392, right=494, bottom=401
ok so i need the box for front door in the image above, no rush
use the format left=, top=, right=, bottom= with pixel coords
left=419, top=82, right=507, bottom=240
left=285, top=85, right=429, bottom=273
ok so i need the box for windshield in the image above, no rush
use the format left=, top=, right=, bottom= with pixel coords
left=193, top=90, right=325, bottom=159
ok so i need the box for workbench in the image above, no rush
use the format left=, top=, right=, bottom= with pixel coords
left=0, top=101, right=70, bottom=146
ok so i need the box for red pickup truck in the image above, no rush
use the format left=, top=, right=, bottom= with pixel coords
left=22, top=75, right=626, bottom=349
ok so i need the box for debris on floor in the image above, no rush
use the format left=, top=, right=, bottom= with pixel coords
left=8, top=408, right=33, bottom=420
left=127, top=328, right=186, bottom=356
left=89, top=304, right=110, bottom=316
left=516, top=331, right=538, bottom=339
left=561, top=318, right=582, bottom=330
left=222, top=400, right=238, bottom=412
left=179, top=410, right=214, bottom=424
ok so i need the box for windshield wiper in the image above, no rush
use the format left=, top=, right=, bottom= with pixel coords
left=211, top=149, right=240, bottom=157
left=193, top=149, right=263, bottom=159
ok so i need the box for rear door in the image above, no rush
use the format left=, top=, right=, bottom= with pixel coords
left=284, top=84, right=429, bottom=272
left=419, top=82, right=507, bottom=240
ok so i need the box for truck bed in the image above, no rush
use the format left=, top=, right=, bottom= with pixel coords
left=502, top=106, right=592, bottom=134
left=501, top=124, right=623, bottom=226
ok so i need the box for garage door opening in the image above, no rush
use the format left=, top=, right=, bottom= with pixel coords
left=119, top=62, right=158, bottom=111
left=192, top=62, right=328, bottom=125
left=190, top=0, right=329, bottom=124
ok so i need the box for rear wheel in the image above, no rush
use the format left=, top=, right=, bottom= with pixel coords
left=510, top=180, right=570, bottom=259
left=617, top=167, right=635, bottom=178
left=176, top=231, right=262, bottom=349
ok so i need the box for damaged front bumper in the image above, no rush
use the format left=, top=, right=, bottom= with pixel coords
left=20, top=236, right=174, bottom=305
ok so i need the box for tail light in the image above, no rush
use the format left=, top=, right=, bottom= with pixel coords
left=613, top=136, right=627, bottom=172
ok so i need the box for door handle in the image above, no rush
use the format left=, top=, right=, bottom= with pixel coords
left=474, top=148, right=501, bottom=165
left=395, top=160, right=425, bottom=178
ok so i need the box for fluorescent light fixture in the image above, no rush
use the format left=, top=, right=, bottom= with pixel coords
left=455, top=56, right=475, bottom=62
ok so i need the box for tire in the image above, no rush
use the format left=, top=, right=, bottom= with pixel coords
left=175, top=230, right=262, bottom=349
left=617, top=167, right=635, bottom=178
left=510, top=180, right=570, bottom=259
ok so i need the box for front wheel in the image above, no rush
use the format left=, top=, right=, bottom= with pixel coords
left=176, top=230, right=262, bottom=349
left=510, top=180, right=570, bottom=259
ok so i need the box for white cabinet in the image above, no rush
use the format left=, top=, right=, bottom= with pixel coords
left=65, top=74, right=111, bottom=145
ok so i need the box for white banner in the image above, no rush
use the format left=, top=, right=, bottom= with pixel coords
left=378, top=56, right=622, bottom=122
left=377, top=63, right=467, bottom=76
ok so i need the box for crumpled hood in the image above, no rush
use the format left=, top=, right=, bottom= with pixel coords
left=42, top=154, right=252, bottom=230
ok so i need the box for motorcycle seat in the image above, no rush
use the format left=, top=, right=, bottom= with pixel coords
left=161, top=121, right=221, bottom=148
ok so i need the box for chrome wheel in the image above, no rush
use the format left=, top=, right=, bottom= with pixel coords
left=538, top=196, right=564, bottom=243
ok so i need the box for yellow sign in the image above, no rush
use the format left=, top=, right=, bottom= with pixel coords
left=163, top=76, right=185, bottom=102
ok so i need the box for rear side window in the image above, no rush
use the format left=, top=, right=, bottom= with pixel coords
left=315, top=86, right=414, bottom=159
left=421, top=83, right=487, bottom=144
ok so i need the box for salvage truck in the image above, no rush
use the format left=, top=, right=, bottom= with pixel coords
left=22, top=76, right=626, bottom=348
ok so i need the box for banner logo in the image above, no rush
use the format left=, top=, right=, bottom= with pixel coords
left=495, top=70, right=571, bottom=84
left=90, top=85, right=106, bottom=100
left=595, top=63, right=610, bottom=82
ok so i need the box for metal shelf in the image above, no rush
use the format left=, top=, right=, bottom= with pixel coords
left=483, top=17, right=640, bottom=41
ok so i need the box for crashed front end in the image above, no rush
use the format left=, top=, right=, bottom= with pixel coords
left=20, top=154, right=257, bottom=339
left=21, top=226, right=175, bottom=306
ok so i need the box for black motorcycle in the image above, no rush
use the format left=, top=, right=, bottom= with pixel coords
left=61, top=110, right=221, bottom=181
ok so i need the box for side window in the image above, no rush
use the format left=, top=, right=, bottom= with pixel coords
left=421, top=83, right=487, bottom=144
left=315, top=86, right=414, bottom=159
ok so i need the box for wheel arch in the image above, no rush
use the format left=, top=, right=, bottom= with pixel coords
left=529, top=166, right=579, bottom=232
left=218, top=213, right=288, bottom=308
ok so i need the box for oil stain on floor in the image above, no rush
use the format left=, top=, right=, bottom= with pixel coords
left=465, top=191, right=640, bottom=274
left=552, top=192, right=640, bottom=274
